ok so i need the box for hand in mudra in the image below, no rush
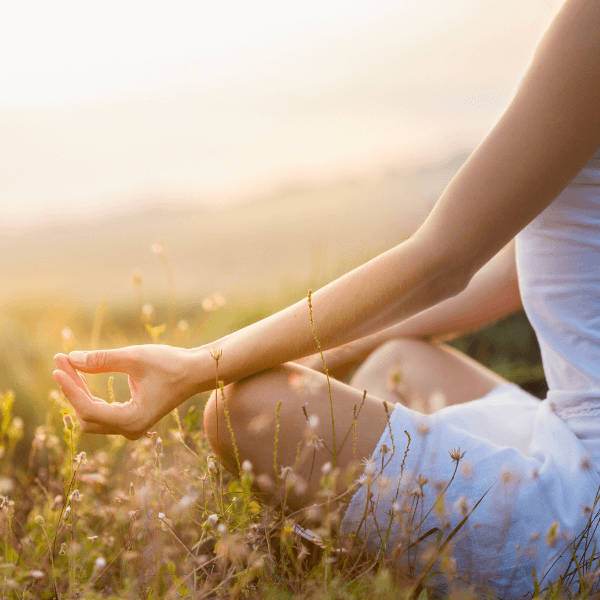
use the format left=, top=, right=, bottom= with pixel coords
left=53, top=345, right=197, bottom=439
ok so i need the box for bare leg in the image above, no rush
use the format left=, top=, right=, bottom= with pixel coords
left=204, top=363, right=390, bottom=519
left=203, top=338, right=508, bottom=518
left=350, top=338, right=508, bottom=413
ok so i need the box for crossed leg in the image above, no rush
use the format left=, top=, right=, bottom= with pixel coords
left=203, top=338, right=509, bottom=518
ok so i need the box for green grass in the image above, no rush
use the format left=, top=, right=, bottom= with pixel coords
left=0, top=259, right=597, bottom=599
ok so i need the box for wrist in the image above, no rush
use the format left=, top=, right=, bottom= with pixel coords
left=183, top=345, right=214, bottom=396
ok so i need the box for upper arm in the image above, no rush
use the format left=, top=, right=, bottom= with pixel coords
left=414, top=0, right=600, bottom=280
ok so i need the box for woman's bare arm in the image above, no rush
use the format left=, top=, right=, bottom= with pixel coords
left=55, top=0, right=600, bottom=438
left=301, top=240, right=521, bottom=377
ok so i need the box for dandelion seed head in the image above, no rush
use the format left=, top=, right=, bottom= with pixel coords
left=361, top=457, right=377, bottom=476
left=94, top=557, right=107, bottom=571
left=217, top=523, right=227, bottom=535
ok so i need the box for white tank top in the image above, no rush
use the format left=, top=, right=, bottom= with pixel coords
left=517, top=147, right=600, bottom=412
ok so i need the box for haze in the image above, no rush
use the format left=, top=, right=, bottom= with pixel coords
left=1, top=0, right=562, bottom=227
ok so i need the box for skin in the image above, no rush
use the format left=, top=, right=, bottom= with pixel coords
left=54, top=0, right=600, bottom=513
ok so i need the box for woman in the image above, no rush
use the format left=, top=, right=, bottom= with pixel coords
left=53, top=0, right=600, bottom=595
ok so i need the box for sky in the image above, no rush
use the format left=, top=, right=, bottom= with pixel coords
left=1, top=0, right=563, bottom=226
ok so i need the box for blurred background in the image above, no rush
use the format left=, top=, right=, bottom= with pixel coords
left=1, top=0, right=557, bottom=450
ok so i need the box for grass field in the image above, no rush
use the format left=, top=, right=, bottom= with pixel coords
left=1, top=220, right=596, bottom=599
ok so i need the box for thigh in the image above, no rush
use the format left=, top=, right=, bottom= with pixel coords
left=203, top=363, right=391, bottom=516
left=349, top=338, right=508, bottom=413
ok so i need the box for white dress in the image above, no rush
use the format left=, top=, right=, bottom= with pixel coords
left=340, top=147, right=600, bottom=598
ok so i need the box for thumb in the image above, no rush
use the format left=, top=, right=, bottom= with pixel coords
left=68, top=348, right=138, bottom=374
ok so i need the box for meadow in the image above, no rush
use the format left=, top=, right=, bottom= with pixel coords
left=4, top=250, right=595, bottom=600
left=0, top=154, right=595, bottom=599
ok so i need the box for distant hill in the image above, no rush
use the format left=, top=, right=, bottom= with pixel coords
left=0, top=152, right=470, bottom=307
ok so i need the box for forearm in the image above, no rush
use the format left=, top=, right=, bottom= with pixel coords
left=188, top=236, right=470, bottom=393
left=303, top=240, right=522, bottom=374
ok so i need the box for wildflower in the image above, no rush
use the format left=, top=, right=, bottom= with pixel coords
left=582, top=504, right=593, bottom=517
left=213, top=293, right=226, bottom=307
left=59, top=543, right=67, bottom=555
left=202, top=297, right=215, bottom=312
left=546, top=521, right=560, bottom=547
left=417, top=423, right=430, bottom=436
left=70, top=490, right=81, bottom=502
left=87, top=535, right=98, bottom=541
left=217, top=523, right=227, bottom=535
left=209, top=347, right=223, bottom=361
left=141, top=303, right=155, bottom=322
left=208, top=461, right=218, bottom=473
left=64, top=506, right=71, bottom=520
left=34, top=515, right=44, bottom=526
left=449, top=447, right=466, bottom=463
left=308, top=414, right=319, bottom=429
left=297, top=543, right=310, bottom=563
left=241, top=460, right=253, bottom=473
left=156, top=436, right=163, bottom=455
left=280, top=466, right=294, bottom=479
left=29, top=571, right=44, bottom=579
left=52, top=495, right=63, bottom=510
left=129, top=510, right=140, bottom=521
left=361, top=457, right=377, bottom=476
left=392, top=502, right=401, bottom=513
left=378, top=443, right=391, bottom=457
left=416, top=474, right=428, bottom=488
left=75, top=451, right=87, bottom=465
left=63, top=414, right=74, bottom=431
left=455, top=496, right=470, bottom=516
left=409, top=488, right=424, bottom=500
left=94, top=557, right=107, bottom=571
left=321, top=462, right=332, bottom=475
